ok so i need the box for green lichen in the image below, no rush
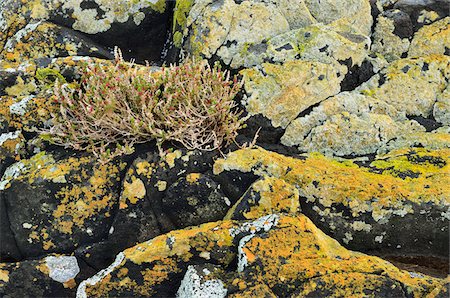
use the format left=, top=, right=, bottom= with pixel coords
left=147, top=0, right=166, bottom=14
left=173, top=0, right=194, bottom=33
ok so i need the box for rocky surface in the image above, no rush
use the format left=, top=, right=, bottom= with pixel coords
left=1, top=0, right=449, bottom=297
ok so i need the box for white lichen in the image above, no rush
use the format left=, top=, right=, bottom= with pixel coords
left=45, top=255, right=80, bottom=283
left=176, top=265, right=227, bottom=298
left=0, top=160, right=25, bottom=190
left=76, top=252, right=125, bottom=298
left=9, top=96, right=33, bottom=115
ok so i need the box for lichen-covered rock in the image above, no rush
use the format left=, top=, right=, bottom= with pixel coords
left=371, top=11, right=412, bottom=62
left=433, top=86, right=450, bottom=125
left=177, top=264, right=228, bottom=298
left=76, top=214, right=280, bottom=297
left=78, top=149, right=232, bottom=270
left=76, top=214, right=446, bottom=297
left=381, top=126, right=450, bottom=152
left=409, top=17, right=450, bottom=57
left=358, top=55, right=450, bottom=118
left=0, top=151, right=127, bottom=257
left=281, top=91, right=424, bottom=156
left=0, top=0, right=170, bottom=62
left=237, top=215, right=444, bottom=297
left=0, top=254, right=95, bottom=298
left=175, top=0, right=372, bottom=69
left=266, top=22, right=370, bottom=67
left=214, top=147, right=450, bottom=257
left=1, top=21, right=112, bottom=62
left=241, top=60, right=345, bottom=129
left=225, top=176, right=300, bottom=220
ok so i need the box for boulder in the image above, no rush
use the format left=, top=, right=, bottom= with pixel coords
left=214, top=147, right=450, bottom=257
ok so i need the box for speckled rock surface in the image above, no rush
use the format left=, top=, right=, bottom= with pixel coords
left=1, top=0, right=449, bottom=296
left=281, top=91, right=425, bottom=156
left=74, top=214, right=447, bottom=297
left=214, top=147, right=450, bottom=257
left=409, top=17, right=450, bottom=57
left=0, top=254, right=96, bottom=298
left=0, top=0, right=170, bottom=62
left=0, top=151, right=127, bottom=258
left=241, top=60, right=345, bottom=129
left=174, top=0, right=372, bottom=69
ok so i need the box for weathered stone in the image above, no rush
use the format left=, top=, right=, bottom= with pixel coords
left=267, top=23, right=370, bottom=67
left=163, top=173, right=231, bottom=227
left=241, top=60, right=345, bottom=129
left=175, top=0, right=372, bottom=69
left=237, top=215, right=444, bottom=297
left=358, top=55, right=450, bottom=118
left=0, top=0, right=170, bottom=62
left=281, top=91, right=424, bottom=156
left=177, top=264, right=228, bottom=298
left=225, top=176, right=300, bottom=220
left=75, top=214, right=446, bottom=297
left=0, top=151, right=126, bottom=257
left=0, top=254, right=95, bottom=298
left=434, top=86, right=450, bottom=125
left=1, top=21, right=112, bottom=62
left=371, top=12, right=411, bottom=62
left=409, top=17, right=450, bottom=58
left=214, top=147, right=450, bottom=257
left=76, top=214, right=280, bottom=297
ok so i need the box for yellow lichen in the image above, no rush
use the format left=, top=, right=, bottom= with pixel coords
left=121, top=177, right=146, bottom=205
left=186, top=173, right=201, bottom=184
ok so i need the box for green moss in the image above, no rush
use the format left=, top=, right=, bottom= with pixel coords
left=35, top=68, right=66, bottom=87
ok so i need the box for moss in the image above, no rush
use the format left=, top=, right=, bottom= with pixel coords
left=35, top=68, right=66, bottom=87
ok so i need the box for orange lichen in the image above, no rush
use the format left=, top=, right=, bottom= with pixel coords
left=241, top=215, right=444, bottom=297
left=225, top=176, right=300, bottom=220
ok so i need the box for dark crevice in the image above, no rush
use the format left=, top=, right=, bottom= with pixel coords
left=340, top=60, right=376, bottom=91
left=407, top=115, right=442, bottom=132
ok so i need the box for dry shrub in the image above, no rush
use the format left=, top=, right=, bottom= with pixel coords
left=44, top=49, right=245, bottom=160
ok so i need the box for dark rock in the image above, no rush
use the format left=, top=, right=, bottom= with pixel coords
left=0, top=151, right=126, bottom=258
left=383, top=9, right=414, bottom=38
left=163, top=173, right=231, bottom=227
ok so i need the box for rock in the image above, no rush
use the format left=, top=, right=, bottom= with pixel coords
left=76, top=214, right=280, bottom=297
left=214, top=147, right=450, bottom=257
left=163, top=173, right=231, bottom=227
left=358, top=55, right=450, bottom=118
left=281, top=91, right=424, bottom=156
left=0, top=0, right=170, bottom=62
left=177, top=264, right=228, bottom=298
left=0, top=254, right=95, bottom=298
left=241, top=60, right=345, bottom=129
left=76, top=214, right=446, bottom=297
left=225, top=176, right=300, bottom=220
left=0, top=151, right=127, bottom=258
left=266, top=23, right=370, bottom=67
left=434, top=86, right=450, bottom=125
left=371, top=11, right=411, bottom=62
left=175, top=0, right=372, bottom=69
left=409, top=17, right=450, bottom=57
left=1, top=21, right=112, bottom=62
